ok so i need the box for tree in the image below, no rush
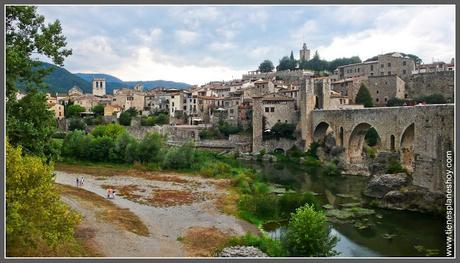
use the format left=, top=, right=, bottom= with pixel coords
left=91, top=104, right=104, bottom=116
left=6, top=141, right=81, bottom=256
left=283, top=204, right=338, bottom=256
left=91, top=123, right=126, bottom=139
left=355, top=84, right=374, bottom=107
left=88, top=136, right=115, bottom=162
left=7, top=90, right=57, bottom=160
left=137, top=132, right=165, bottom=163
left=386, top=97, right=406, bottom=107
left=258, top=60, right=274, bottom=73
left=290, top=50, right=295, bottom=60
left=68, top=118, right=86, bottom=131
left=276, top=56, right=297, bottom=71
left=417, top=94, right=446, bottom=104
left=119, top=107, right=138, bottom=126
left=66, top=104, right=85, bottom=118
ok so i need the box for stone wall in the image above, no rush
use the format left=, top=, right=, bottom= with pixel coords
left=405, top=71, right=454, bottom=102
left=366, top=75, right=405, bottom=106
left=261, top=138, right=298, bottom=153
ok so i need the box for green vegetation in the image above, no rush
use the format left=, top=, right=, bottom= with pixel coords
left=6, top=141, right=84, bottom=256
left=119, top=107, right=138, bottom=126
left=258, top=60, right=275, bottom=73
left=263, top=122, right=296, bottom=140
left=140, top=112, right=169, bottom=126
left=284, top=204, right=338, bottom=256
left=276, top=55, right=297, bottom=71
left=68, top=118, right=86, bottom=131
left=91, top=104, right=104, bottom=116
left=218, top=121, right=242, bottom=137
left=225, top=233, right=286, bottom=257
left=417, top=94, right=447, bottom=104
left=386, top=157, right=407, bottom=174
left=91, top=123, right=125, bottom=139
left=364, top=127, right=379, bottom=146
left=386, top=97, right=406, bottom=107
left=199, top=128, right=220, bottom=139
left=66, top=104, right=86, bottom=118
left=355, top=84, right=374, bottom=107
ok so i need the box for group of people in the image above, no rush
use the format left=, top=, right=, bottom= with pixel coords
left=75, top=176, right=84, bottom=187
left=106, top=188, right=116, bottom=199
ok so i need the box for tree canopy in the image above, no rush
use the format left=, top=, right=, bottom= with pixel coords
left=355, top=84, right=374, bottom=108
left=276, top=56, right=297, bottom=71
left=258, top=60, right=275, bottom=73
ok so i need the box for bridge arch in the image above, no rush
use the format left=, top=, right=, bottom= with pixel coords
left=348, top=123, right=382, bottom=163
left=400, top=123, right=415, bottom=172
left=313, top=122, right=334, bottom=143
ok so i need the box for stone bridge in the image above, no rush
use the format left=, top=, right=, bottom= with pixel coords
left=308, top=104, right=454, bottom=192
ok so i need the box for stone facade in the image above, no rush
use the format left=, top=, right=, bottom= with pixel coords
left=367, top=75, right=405, bottom=106
left=261, top=94, right=297, bottom=129
left=92, top=78, right=106, bottom=96
left=405, top=71, right=454, bottom=102
left=331, top=77, right=364, bottom=103
left=299, top=43, right=311, bottom=61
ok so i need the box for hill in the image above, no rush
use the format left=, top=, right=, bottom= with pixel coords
left=75, top=73, right=124, bottom=83
left=24, top=62, right=92, bottom=94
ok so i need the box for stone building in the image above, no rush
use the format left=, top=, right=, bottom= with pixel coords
left=405, top=71, right=454, bottom=102
left=299, top=43, right=311, bottom=61
left=49, top=103, right=64, bottom=120
left=412, top=61, right=455, bottom=74
left=68, top=85, right=83, bottom=96
left=367, top=75, right=405, bottom=106
left=334, top=52, right=415, bottom=81
left=104, top=104, right=122, bottom=117
left=330, top=77, right=364, bottom=103
left=245, top=79, right=275, bottom=97
left=92, top=78, right=106, bottom=96
left=261, top=93, right=297, bottom=129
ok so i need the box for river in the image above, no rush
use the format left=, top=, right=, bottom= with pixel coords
left=243, top=161, right=446, bottom=257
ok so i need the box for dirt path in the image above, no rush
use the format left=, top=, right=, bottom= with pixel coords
left=55, top=168, right=258, bottom=257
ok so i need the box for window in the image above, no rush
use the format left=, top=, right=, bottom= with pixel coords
left=376, top=90, right=379, bottom=94
left=388, top=63, right=391, bottom=67
left=172, top=102, right=174, bottom=106
left=388, top=71, right=391, bottom=75
left=370, top=73, right=374, bottom=76
left=370, top=65, right=374, bottom=71
left=403, top=69, right=407, bottom=74
left=376, top=98, right=379, bottom=102
left=381, top=72, right=385, bottom=76
left=230, top=109, right=234, bottom=114
left=403, top=61, right=406, bottom=66
left=271, top=107, right=275, bottom=112
left=384, top=98, right=387, bottom=102
left=265, top=107, right=269, bottom=112
left=381, top=64, right=384, bottom=68
left=171, top=95, right=175, bottom=99
left=405, top=94, right=408, bottom=98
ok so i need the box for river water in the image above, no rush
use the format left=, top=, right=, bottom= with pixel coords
left=243, top=161, right=446, bottom=257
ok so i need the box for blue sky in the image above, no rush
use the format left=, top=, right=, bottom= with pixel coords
left=37, top=5, right=455, bottom=85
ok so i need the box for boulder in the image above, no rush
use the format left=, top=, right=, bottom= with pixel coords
left=363, top=173, right=410, bottom=198
left=379, top=186, right=446, bottom=214
left=218, top=246, right=268, bottom=257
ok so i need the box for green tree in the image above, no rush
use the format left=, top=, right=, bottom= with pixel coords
left=6, top=141, right=80, bottom=256
left=66, top=104, right=85, bottom=118
left=163, top=141, right=196, bottom=169
left=283, top=204, right=338, bottom=256
left=109, top=132, right=138, bottom=163
left=137, top=132, right=165, bottom=163
left=91, top=104, right=104, bottom=116
left=91, top=123, right=126, bottom=139
left=68, top=118, right=86, bottom=131
left=276, top=56, right=297, bottom=71
left=290, top=50, right=295, bottom=60
left=118, top=107, right=138, bottom=126
left=386, top=97, right=406, bottom=107
left=218, top=121, right=242, bottom=137
left=61, top=130, right=92, bottom=160
left=355, top=84, right=374, bottom=107
left=7, top=90, right=57, bottom=160
left=258, top=60, right=275, bottom=73
left=418, top=94, right=446, bottom=104
left=364, top=127, right=379, bottom=147
left=88, top=136, right=115, bottom=162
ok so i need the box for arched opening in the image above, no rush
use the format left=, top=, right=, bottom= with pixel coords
left=339, top=127, right=344, bottom=147
left=313, top=122, right=334, bottom=143
left=390, top=135, right=395, bottom=151
left=348, top=123, right=381, bottom=163
left=274, top=148, right=285, bottom=155
left=400, top=123, right=414, bottom=172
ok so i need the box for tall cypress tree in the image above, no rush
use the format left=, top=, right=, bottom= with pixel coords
left=355, top=84, right=374, bottom=107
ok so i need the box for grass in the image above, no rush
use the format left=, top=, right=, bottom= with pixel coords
left=56, top=183, right=149, bottom=237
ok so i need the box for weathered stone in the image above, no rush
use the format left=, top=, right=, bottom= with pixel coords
left=363, top=173, right=410, bottom=198
left=218, top=246, right=268, bottom=257
left=378, top=186, right=446, bottom=214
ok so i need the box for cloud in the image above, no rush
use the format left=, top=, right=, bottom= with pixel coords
left=209, top=42, right=236, bottom=51
left=317, top=5, right=455, bottom=63
left=175, top=30, right=198, bottom=45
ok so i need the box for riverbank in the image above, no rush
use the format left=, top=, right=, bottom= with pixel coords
left=54, top=163, right=259, bottom=257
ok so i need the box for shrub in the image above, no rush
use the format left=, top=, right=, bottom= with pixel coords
left=88, top=136, right=115, bottom=162
left=91, top=123, right=126, bottom=139
left=283, top=204, right=338, bottom=256
left=417, top=94, right=446, bottom=104
left=109, top=132, right=137, bottom=163
left=137, top=132, right=164, bottom=163
left=286, top=145, right=304, bottom=158
left=322, top=161, right=341, bottom=176
left=65, top=104, right=85, bottom=118
left=6, top=141, right=81, bottom=256
left=68, top=118, right=86, bottom=131
left=264, top=122, right=296, bottom=140
left=238, top=194, right=279, bottom=221
left=306, top=141, right=321, bottom=159
left=162, top=141, right=196, bottom=169
left=386, top=97, right=406, bottom=107
left=61, top=130, right=92, bottom=160
left=365, top=127, right=379, bottom=147
left=119, top=107, right=138, bottom=126
left=386, top=157, right=407, bottom=174
left=199, top=128, right=220, bottom=139
left=218, top=121, right=241, bottom=137
left=91, top=104, right=104, bottom=116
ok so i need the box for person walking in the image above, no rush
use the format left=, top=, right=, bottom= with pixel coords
left=80, top=176, right=84, bottom=186
left=76, top=177, right=80, bottom=187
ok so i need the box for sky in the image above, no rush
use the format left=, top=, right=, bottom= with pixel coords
left=36, top=5, right=455, bottom=85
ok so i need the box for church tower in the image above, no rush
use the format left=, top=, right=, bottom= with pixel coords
left=92, top=78, right=106, bottom=96
left=299, top=43, right=311, bottom=61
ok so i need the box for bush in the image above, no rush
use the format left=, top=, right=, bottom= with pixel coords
left=224, top=233, right=286, bottom=257
left=386, top=158, right=407, bottom=174
left=322, top=161, right=341, bottom=176
left=68, top=118, right=86, bottom=131
left=218, top=121, right=242, bottom=137
left=88, top=136, right=115, bottom=162
left=386, top=97, right=406, bottom=107
left=199, top=128, right=220, bottom=139
left=264, top=122, right=296, bottom=140
left=91, top=123, right=126, bottom=139
left=286, top=145, right=304, bottom=158
left=119, top=107, right=138, bottom=126
left=162, top=141, right=196, bottom=169
left=91, top=104, right=104, bottom=116
left=84, top=116, right=104, bottom=126
left=61, top=130, right=92, bottom=160
left=6, top=141, right=81, bottom=256
left=238, top=194, right=279, bottom=221
left=109, top=132, right=138, bottom=163
left=306, top=141, right=321, bottom=159
left=365, top=127, right=379, bottom=147
left=283, top=204, right=338, bottom=256
left=137, top=132, right=164, bottom=163
left=65, top=104, right=85, bottom=118
left=417, top=94, right=446, bottom=104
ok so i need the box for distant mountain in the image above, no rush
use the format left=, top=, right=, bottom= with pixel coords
left=75, top=73, right=124, bottom=83
left=23, top=62, right=92, bottom=94
left=22, top=62, right=192, bottom=94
